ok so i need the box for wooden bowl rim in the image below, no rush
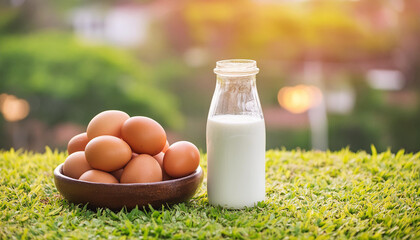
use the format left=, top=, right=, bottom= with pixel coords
left=54, top=163, right=203, bottom=187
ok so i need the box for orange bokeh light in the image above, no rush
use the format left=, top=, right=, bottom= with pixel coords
left=277, top=85, right=323, bottom=114
left=0, top=94, right=30, bottom=122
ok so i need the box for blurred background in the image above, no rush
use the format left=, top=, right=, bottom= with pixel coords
left=0, top=0, right=419, bottom=153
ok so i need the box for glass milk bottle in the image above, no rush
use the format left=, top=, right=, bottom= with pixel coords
left=206, top=59, right=266, bottom=209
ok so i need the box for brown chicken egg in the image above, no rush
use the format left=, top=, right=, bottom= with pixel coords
left=63, top=151, right=93, bottom=179
left=153, top=152, right=173, bottom=181
left=86, top=110, right=130, bottom=140
left=163, top=141, right=200, bottom=178
left=85, top=135, right=132, bottom=172
left=79, top=169, right=118, bottom=183
left=121, top=116, right=166, bottom=155
left=67, top=132, right=89, bottom=154
left=120, top=154, right=162, bottom=183
left=109, top=152, right=141, bottom=181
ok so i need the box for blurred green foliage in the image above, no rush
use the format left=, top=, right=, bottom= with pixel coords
left=0, top=7, right=18, bottom=33
left=0, top=0, right=418, bottom=152
left=183, top=0, right=396, bottom=61
left=329, top=77, right=420, bottom=153
left=267, top=129, right=311, bottom=151
left=0, top=32, right=183, bottom=129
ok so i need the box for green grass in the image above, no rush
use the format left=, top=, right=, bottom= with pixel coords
left=1, top=147, right=419, bottom=239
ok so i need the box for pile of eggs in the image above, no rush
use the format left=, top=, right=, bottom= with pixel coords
left=63, top=110, right=200, bottom=184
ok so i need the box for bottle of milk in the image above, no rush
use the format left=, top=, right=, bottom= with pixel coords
left=206, top=59, right=266, bottom=209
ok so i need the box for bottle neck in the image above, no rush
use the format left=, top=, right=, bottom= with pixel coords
left=217, top=74, right=256, bottom=84
left=209, top=59, right=263, bottom=119
left=209, top=73, right=262, bottom=119
left=216, top=74, right=256, bottom=95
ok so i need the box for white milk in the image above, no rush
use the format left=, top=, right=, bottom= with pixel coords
left=206, top=114, right=266, bottom=208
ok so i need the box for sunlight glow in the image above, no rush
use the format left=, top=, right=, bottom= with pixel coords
left=278, top=85, right=322, bottom=114
left=0, top=94, right=30, bottom=122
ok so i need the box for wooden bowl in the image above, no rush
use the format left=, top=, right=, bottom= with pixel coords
left=54, top=163, right=203, bottom=210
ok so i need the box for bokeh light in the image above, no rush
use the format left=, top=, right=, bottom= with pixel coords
left=278, top=85, right=323, bottom=114
left=0, top=94, right=30, bottom=122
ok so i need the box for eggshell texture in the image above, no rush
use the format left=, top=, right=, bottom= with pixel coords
left=121, top=116, right=166, bottom=155
left=79, top=170, right=118, bottom=183
left=86, top=110, right=130, bottom=140
left=120, top=154, right=162, bottom=183
left=85, top=135, right=132, bottom=172
left=63, top=151, right=93, bottom=179
left=67, top=132, right=89, bottom=154
left=163, top=141, right=200, bottom=178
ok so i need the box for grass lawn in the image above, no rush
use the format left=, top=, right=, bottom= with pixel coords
left=1, top=147, right=419, bottom=239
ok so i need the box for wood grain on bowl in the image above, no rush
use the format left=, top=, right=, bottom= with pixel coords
left=54, top=163, right=203, bottom=210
